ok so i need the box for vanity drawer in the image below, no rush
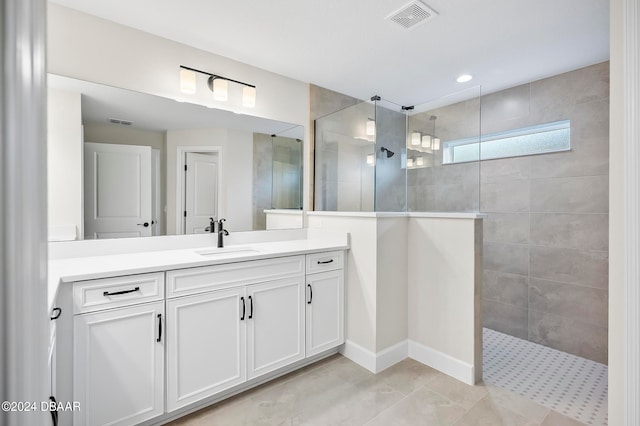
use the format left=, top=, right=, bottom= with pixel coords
left=306, top=251, right=344, bottom=274
left=166, top=255, right=305, bottom=298
left=72, top=272, right=164, bottom=314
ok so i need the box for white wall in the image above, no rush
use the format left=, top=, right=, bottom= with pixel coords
left=608, top=0, right=623, bottom=423
left=165, top=128, right=253, bottom=234
left=47, top=88, right=83, bottom=240
left=408, top=217, right=482, bottom=384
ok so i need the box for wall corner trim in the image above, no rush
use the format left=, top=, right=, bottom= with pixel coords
left=339, top=339, right=408, bottom=373
left=408, top=340, right=475, bottom=386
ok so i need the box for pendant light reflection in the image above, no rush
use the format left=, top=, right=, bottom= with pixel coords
left=366, top=119, right=376, bottom=137
left=421, top=134, right=431, bottom=148
left=411, top=131, right=421, bottom=146
left=366, top=153, right=375, bottom=165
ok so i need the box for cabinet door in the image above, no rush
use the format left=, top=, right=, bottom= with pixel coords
left=166, top=288, right=246, bottom=412
left=247, top=277, right=305, bottom=379
left=306, top=270, right=344, bottom=357
left=73, top=302, right=164, bottom=426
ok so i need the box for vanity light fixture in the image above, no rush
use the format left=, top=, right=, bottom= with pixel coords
left=416, top=156, right=424, bottom=166
left=366, top=118, right=376, bottom=136
left=411, top=131, right=421, bottom=146
left=456, top=74, right=473, bottom=83
left=179, top=65, right=257, bottom=108
left=407, top=158, right=414, bottom=167
left=432, top=137, right=441, bottom=150
left=421, top=134, right=432, bottom=148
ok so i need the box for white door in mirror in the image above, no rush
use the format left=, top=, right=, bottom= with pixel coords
left=84, top=142, right=152, bottom=239
left=184, top=152, right=218, bottom=234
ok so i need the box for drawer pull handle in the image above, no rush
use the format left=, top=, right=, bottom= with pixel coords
left=50, top=307, right=62, bottom=320
left=157, top=314, right=162, bottom=343
left=103, top=286, right=140, bottom=297
left=248, top=296, right=253, bottom=319
left=307, top=284, right=313, bottom=304
left=240, top=297, right=246, bottom=320
left=317, top=259, right=334, bottom=265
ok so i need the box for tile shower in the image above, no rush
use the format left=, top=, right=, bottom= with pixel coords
left=313, top=61, right=609, bottom=365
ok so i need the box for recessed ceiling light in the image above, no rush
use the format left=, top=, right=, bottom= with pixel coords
left=457, top=74, right=473, bottom=83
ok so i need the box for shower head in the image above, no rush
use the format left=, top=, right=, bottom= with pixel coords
left=380, top=147, right=395, bottom=158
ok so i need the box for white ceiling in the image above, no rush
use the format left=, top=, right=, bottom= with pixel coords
left=49, top=0, right=610, bottom=106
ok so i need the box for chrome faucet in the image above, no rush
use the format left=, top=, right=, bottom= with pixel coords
left=216, top=218, right=229, bottom=248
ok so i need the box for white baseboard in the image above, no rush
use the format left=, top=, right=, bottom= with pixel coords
left=340, top=339, right=475, bottom=384
left=340, top=339, right=408, bottom=373
left=408, top=340, right=475, bottom=385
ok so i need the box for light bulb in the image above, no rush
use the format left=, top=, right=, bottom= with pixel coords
left=213, top=78, right=228, bottom=101
left=432, top=137, right=441, bottom=150
left=421, top=134, right=432, bottom=148
left=366, top=120, right=376, bottom=136
left=407, top=158, right=414, bottom=167
left=411, top=132, right=421, bottom=146
left=179, top=69, right=196, bottom=94
left=366, top=153, right=375, bottom=165
left=416, top=157, right=424, bottom=166
left=242, top=86, right=256, bottom=108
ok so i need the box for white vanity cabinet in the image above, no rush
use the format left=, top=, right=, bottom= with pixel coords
left=71, top=273, right=165, bottom=426
left=54, top=248, right=346, bottom=425
left=165, top=256, right=305, bottom=412
left=305, top=251, right=345, bottom=356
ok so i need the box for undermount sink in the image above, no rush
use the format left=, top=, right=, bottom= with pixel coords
left=195, top=247, right=260, bottom=257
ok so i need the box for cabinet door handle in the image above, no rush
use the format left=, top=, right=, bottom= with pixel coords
left=317, top=259, right=334, bottom=265
left=103, top=286, right=140, bottom=297
left=240, top=297, right=246, bottom=320
left=248, top=296, right=253, bottom=319
left=157, top=314, right=162, bottom=343
left=307, top=284, right=313, bottom=304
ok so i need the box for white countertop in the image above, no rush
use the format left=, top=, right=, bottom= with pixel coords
left=48, top=236, right=349, bottom=311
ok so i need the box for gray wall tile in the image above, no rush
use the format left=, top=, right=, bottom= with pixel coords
left=480, top=157, right=531, bottom=184
left=483, top=212, right=530, bottom=244
left=480, top=180, right=530, bottom=213
left=530, top=246, right=608, bottom=289
left=529, top=278, right=608, bottom=326
left=483, top=271, right=529, bottom=308
left=480, top=84, right=531, bottom=134
left=530, top=175, right=609, bottom=213
left=529, top=310, right=608, bottom=364
left=530, top=213, right=608, bottom=250
left=484, top=242, right=529, bottom=276
left=529, top=150, right=608, bottom=179
left=483, top=300, right=528, bottom=340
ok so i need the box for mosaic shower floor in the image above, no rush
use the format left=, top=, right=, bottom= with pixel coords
left=483, top=327, right=608, bottom=425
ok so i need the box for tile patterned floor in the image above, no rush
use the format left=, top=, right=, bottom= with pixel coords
left=483, top=328, right=608, bottom=426
left=169, top=354, right=589, bottom=425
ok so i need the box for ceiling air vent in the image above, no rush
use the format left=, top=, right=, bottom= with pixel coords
left=386, top=1, right=438, bottom=30
left=108, top=118, right=133, bottom=126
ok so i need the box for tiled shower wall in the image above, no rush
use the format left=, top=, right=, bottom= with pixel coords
left=481, top=62, right=609, bottom=364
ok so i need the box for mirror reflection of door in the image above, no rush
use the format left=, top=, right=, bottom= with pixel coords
left=184, top=152, right=218, bottom=234
left=84, top=142, right=153, bottom=239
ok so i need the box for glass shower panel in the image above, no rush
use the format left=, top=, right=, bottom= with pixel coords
left=374, top=99, right=407, bottom=212
left=407, top=86, right=482, bottom=212
left=314, top=101, right=376, bottom=211
left=271, top=135, right=303, bottom=210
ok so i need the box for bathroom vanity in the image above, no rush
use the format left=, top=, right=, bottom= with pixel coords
left=48, top=233, right=347, bottom=425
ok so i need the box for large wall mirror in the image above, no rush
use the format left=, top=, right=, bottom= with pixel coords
left=47, top=74, right=304, bottom=241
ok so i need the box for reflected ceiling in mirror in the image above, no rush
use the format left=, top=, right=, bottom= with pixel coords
left=47, top=74, right=304, bottom=242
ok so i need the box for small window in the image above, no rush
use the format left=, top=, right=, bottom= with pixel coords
left=442, top=120, right=571, bottom=164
